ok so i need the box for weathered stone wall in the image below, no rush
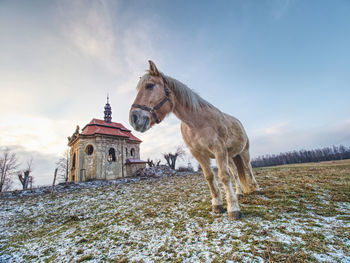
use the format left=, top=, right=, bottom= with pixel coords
left=125, top=163, right=146, bottom=177
left=69, top=139, right=81, bottom=182
left=68, top=135, right=141, bottom=182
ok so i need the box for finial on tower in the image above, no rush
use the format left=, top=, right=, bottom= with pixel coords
left=104, top=95, right=112, bottom=122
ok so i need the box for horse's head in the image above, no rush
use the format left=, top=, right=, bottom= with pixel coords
left=129, top=61, right=174, bottom=132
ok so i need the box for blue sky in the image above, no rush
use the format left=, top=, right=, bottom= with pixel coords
left=0, top=0, right=349, bottom=186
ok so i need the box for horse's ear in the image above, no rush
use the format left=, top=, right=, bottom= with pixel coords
left=148, top=60, right=160, bottom=76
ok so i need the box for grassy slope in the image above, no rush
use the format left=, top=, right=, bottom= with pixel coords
left=1, top=160, right=349, bottom=262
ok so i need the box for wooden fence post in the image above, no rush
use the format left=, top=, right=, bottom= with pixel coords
left=51, top=168, right=58, bottom=197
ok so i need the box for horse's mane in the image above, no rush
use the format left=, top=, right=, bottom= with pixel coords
left=161, top=74, right=214, bottom=112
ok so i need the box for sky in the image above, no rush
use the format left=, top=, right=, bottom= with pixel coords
left=1, top=0, right=350, bottom=187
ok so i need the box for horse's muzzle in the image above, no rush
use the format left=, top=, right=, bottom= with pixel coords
left=129, top=109, right=151, bottom=132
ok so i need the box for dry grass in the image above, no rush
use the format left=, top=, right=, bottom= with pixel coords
left=0, top=160, right=349, bottom=262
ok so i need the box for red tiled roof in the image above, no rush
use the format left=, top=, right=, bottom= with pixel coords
left=123, top=131, right=142, bottom=142
left=81, top=119, right=141, bottom=142
left=88, top=118, right=130, bottom=131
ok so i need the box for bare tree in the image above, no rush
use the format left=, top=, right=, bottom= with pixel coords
left=147, top=158, right=161, bottom=167
left=163, top=146, right=186, bottom=170
left=147, top=158, right=155, bottom=167
left=18, top=158, right=33, bottom=190
left=251, top=145, right=350, bottom=168
left=56, top=150, right=69, bottom=182
left=0, top=148, right=19, bottom=192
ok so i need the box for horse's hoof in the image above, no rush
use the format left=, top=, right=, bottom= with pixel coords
left=236, top=194, right=243, bottom=199
left=228, top=211, right=242, bottom=220
left=212, top=205, right=226, bottom=214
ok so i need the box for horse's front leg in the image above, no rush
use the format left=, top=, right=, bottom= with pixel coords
left=193, top=153, right=224, bottom=214
left=215, top=150, right=241, bottom=220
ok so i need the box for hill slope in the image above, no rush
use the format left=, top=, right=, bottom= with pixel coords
left=1, top=161, right=349, bottom=262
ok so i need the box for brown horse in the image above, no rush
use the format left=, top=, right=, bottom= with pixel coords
left=129, top=61, right=260, bottom=219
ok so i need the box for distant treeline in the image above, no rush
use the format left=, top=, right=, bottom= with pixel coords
left=251, top=145, right=350, bottom=168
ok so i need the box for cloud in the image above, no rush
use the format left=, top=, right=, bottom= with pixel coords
left=0, top=114, right=75, bottom=155
left=57, top=0, right=162, bottom=79
left=250, top=119, right=350, bottom=157
left=58, top=0, right=120, bottom=75
left=52, top=0, right=165, bottom=121
left=263, top=121, right=289, bottom=135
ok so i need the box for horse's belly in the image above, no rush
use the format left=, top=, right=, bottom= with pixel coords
left=181, top=122, right=246, bottom=157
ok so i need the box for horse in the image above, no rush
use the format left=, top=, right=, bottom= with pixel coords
left=129, top=61, right=261, bottom=220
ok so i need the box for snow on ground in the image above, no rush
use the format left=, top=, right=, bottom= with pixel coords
left=1, top=161, right=349, bottom=262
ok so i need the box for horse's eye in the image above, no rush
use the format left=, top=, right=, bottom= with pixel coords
left=146, top=83, right=154, bottom=90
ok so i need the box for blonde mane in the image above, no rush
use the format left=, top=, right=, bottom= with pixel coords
left=161, top=74, right=214, bottom=112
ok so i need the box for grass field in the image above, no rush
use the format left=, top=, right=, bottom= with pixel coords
left=1, top=160, right=349, bottom=262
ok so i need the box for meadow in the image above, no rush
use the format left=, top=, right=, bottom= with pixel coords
left=1, top=160, right=349, bottom=262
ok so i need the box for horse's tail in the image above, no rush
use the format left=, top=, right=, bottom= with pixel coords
left=233, top=155, right=251, bottom=193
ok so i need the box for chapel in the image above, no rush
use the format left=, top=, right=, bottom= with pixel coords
left=67, top=97, right=146, bottom=182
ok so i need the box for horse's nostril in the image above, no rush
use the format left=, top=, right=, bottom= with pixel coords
left=144, top=116, right=150, bottom=122
left=132, top=113, right=138, bottom=123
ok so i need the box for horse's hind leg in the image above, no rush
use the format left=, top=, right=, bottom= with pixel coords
left=233, top=155, right=252, bottom=194
left=240, top=149, right=261, bottom=193
left=193, top=152, right=224, bottom=214
left=228, top=159, right=244, bottom=198
left=215, top=150, right=241, bottom=220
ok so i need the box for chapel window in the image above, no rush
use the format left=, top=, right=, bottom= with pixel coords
left=85, top=145, right=94, bottom=155
left=72, top=153, right=76, bottom=169
left=108, top=148, right=116, bottom=162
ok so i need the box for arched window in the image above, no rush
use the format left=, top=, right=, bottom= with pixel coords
left=85, top=145, right=94, bottom=155
left=130, top=148, right=135, bottom=157
left=108, top=148, right=116, bottom=162
left=72, top=153, right=76, bottom=169
left=125, top=148, right=128, bottom=157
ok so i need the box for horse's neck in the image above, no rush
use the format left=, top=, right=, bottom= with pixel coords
left=172, top=97, right=206, bottom=128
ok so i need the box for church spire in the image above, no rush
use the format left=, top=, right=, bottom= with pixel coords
left=104, top=94, right=112, bottom=122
